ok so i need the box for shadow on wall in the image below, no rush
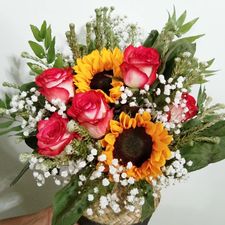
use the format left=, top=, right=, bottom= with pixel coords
left=0, top=140, right=60, bottom=219
left=0, top=56, right=60, bottom=219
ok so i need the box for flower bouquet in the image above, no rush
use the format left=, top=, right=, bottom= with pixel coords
left=1, top=7, right=225, bottom=225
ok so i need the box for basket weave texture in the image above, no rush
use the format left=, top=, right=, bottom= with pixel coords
left=83, top=191, right=160, bottom=225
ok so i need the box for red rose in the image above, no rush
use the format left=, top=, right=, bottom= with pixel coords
left=35, top=68, right=74, bottom=103
left=121, top=45, right=160, bottom=88
left=37, top=113, right=78, bottom=157
left=168, top=93, right=198, bottom=123
left=67, top=90, right=113, bottom=139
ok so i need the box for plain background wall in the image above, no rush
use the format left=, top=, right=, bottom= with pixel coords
left=0, top=0, right=225, bottom=225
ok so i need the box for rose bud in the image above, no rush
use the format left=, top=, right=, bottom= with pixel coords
left=35, top=68, right=74, bottom=103
left=67, top=90, right=113, bottom=139
left=168, top=93, right=198, bottom=123
left=37, top=113, right=78, bottom=157
left=121, top=45, right=160, bottom=88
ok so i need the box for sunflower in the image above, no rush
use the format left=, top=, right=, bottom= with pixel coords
left=100, top=112, right=173, bottom=180
left=73, top=48, right=124, bottom=103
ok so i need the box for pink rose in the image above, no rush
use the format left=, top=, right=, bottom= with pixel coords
left=168, top=93, right=198, bottom=123
left=67, top=90, right=113, bottom=139
left=37, top=113, right=78, bottom=156
left=35, top=68, right=74, bottom=103
left=121, top=45, right=160, bottom=88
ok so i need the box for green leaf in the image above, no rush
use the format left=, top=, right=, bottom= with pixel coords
left=27, top=62, right=44, bottom=74
left=40, top=21, right=47, bottom=39
left=143, top=30, right=159, bottom=48
left=159, top=40, right=196, bottom=75
left=201, top=120, right=225, bottom=137
left=53, top=168, right=113, bottom=225
left=30, top=25, right=42, bottom=42
left=0, top=99, right=6, bottom=109
left=53, top=54, right=64, bottom=68
left=44, top=26, right=52, bottom=50
left=0, top=125, right=22, bottom=136
left=178, top=18, right=199, bottom=34
left=182, top=118, right=202, bottom=131
left=0, top=120, right=14, bottom=129
left=25, top=136, right=38, bottom=149
left=10, top=162, right=30, bottom=186
left=207, top=58, right=215, bottom=67
left=19, top=82, right=37, bottom=92
left=178, top=34, right=205, bottom=43
left=5, top=94, right=11, bottom=109
left=180, top=121, right=225, bottom=172
left=177, top=10, right=187, bottom=28
left=197, top=86, right=207, bottom=113
left=28, top=41, right=45, bottom=59
left=141, top=182, right=155, bottom=222
left=47, top=37, right=56, bottom=64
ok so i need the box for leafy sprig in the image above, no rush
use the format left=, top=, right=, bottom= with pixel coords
left=23, top=21, right=65, bottom=75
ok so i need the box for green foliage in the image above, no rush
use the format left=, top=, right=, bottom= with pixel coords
left=40, top=21, right=47, bottom=38
left=143, top=30, right=159, bottom=48
left=141, top=182, right=155, bottom=222
left=151, top=9, right=204, bottom=79
left=180, top=121, right=225, bottom=172
left=25, top=136, right=38, bottom=149
left=27, top=62, right=44, bottom=75
left=30, top=25, right=42, bottom=42
left=53, top=168, right=113, bottom=225
left=19, top=82, right=37, bottom=92
left=54, top=54, right=64, bottom=68
left=0, top=125, right=22, bottom=136
left=47, top=37, right=56, bottom=63
left=197, top=86, right=207, bottom=113
left=26, top=21, right=65, bottom=73
left=28, top=41, right=45, bottom=59
left=0, top=120, right=14, bottom=129
left=0, top=99, right=6, bottom=109
left=177, top=18, right=199, bottom=35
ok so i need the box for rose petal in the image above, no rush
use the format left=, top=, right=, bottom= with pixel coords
left=57, top=76, right=74, bottom=98
left=135, top=65, right=153, bottom=78
left=83, top=109, right=113, bottom=139
left=39, top=87, right=70, bottom=103
left=121, top=63, right=148, bottom=88
left=123, top=45, right=135, bottom=61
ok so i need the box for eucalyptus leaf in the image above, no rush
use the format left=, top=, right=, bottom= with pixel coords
left=28, top=41, right=45, bottom=59
left=30, top=25, right=42, bottom=42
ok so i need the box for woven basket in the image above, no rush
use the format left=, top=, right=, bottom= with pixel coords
left=79, top=190, right=160, bottom=225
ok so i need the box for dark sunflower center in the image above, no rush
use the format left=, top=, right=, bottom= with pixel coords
left=113, top=127, right=153, bottom=167
left=90, top=70, right=113, bottom=95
